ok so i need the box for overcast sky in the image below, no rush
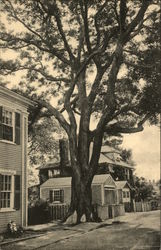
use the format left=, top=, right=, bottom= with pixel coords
left=122, top=124, right=160, bottom=181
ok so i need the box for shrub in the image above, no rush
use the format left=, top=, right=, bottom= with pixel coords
left=4, top=221, right=24, bottom=238
left=28, top=199, right=50, bottom=225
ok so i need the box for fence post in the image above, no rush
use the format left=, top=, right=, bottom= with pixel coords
left=133, top=200, right=136, bottom=212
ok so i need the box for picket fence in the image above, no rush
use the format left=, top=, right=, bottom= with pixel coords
left=134, top=201, right=151, bottom=212
left=49, top=204, right=70, bottom=220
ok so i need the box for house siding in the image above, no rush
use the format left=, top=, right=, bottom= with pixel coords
left=0, top=143, right=23, bottom=233
left=92, top=185, right=102, bottom=205
left=41, top=184, right=103, bottom=206
left=41, top=186, right=71, bottom=204
left=0, top=92, right=31, bottom=233
left=0, top=143, right=22, bottom=170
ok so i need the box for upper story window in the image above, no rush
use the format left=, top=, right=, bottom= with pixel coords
left=48, top=169, right=60, bottom=178
left=125, top=168, right=130, bottom=180
left=2, top=108, right=13, bottom=142
left=0, top=106, right=21, bottom=144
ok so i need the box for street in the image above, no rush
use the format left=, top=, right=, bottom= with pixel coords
left=1, top=210, right=160, bottom=250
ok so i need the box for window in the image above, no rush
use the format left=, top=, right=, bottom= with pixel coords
left=123, top=191, right=126, bottom=198
left=49, top=189, right=64, bottom=203
left=53, top=190, right=61, bottom=202
left=0, top=173, right=20, bottom=211
left=2, top=108, right=13, bottom=142
left=127, top=191, right=130, bottom=198
left=1, top=175, right=12, bottom=208
left=125, top=169, right=129, bottom=180
left=0, top=106, right=21, bottom=144
left=48, top=169, right=60, bottom=178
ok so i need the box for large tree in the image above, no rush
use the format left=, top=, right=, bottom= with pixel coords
left=0, top=0, right=160, bottom=223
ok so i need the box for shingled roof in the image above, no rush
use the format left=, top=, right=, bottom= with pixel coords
left=38, top=144, right=134, bottom=170
left=40, top=174, right=116, bottom=188
left=115, top=181, right=133, bottom=190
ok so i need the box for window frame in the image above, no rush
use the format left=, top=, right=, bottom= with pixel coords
left=0, top=171, right=15, bottom=212
left=48, top=169, right=60, bottom=178
left=123, top=191, right=126, bottom=198
left=0, top=106, right=21, bottom=145
left=2, top=107, right=15, bottom=143
left=53, top=189, right=61, bottom=202
left=126, top=191, right=130, bottom=198
left=51, top=189, right=64, bottom=203
left=0, top=106, right=15, bottom=143
left=125, top=168, right=130, bottom=180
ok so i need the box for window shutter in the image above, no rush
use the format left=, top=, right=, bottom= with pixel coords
left=0, top=107, right=3, bottom=139
left=0, top=174, right=2, bottom=209
left=49, top=190, right=53, bottom=203
left=15, top=112, right=21, bottom=145
left=14, top=175, right=21, bottom=210
left=60, top=189, right=64, bottom=203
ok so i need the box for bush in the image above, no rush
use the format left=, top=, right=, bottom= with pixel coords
left=28, top=199, right=50, bottom=225
left=4, top=221, right=24, bottom=238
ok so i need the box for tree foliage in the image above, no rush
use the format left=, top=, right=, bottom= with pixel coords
left=0, top=0, right=160, bottom=222
left=134, top=176, right=154, bottom=201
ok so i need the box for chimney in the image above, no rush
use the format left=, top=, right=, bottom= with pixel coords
left=59, top=139, right=70, bottom=167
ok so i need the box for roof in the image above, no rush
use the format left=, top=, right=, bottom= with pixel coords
left=38, top=152, right=133, bottom=171
left=101, top=145, right=120, bottom=154
left=38, top=143, right=134, bottom=171
left=37, top=162, right=60, bottom=170
left=103, top=154, right=134, bottom=169
left=0, top=85, right=36, bottom=107
left=40, top=174, right=115, bottom=188
left=115, top=181, right=133, bottom=190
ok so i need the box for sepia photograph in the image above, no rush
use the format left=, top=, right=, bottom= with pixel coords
left=0, top=0, right=160, bottom=249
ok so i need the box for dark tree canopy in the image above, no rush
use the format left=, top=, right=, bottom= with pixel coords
left=0, top=0, right=160, bottom=223
left=134, top=176, right=154, bottom=201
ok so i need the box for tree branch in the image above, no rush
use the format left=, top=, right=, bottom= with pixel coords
left=103, top=113, right=151, bottom=135
left=79, top=0, right=92, bottom=54
left=122, top=0, right=151, bottom=43
left=52, top=2, right=75, bottom=62
left=119, top=0, right=128, bottom=34
left=94, top=0, right=107, bottom=48
left=0, top=34, right=70, bottom=65
left=0, top=62, right=70, bottom=83
left=64, top=81, right=77, bottom=130
left=37, top=99, right=71, bottom=135
left=5, top=0, right=44, bottom=42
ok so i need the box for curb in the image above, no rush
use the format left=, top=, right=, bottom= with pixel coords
left=0, top=221, right=114, bottom=247
left=0, top=233, right=45, bottom=247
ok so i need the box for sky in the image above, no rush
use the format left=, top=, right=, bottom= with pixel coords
left=122, top=124, right=160, bottom=181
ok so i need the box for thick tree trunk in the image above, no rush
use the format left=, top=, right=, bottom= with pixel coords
left=63, top=163, right=97, bottom=224
left=71, top=175, right=93, bottom=223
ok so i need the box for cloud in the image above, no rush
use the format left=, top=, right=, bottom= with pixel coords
left=122, top=125, right=160, bottom=181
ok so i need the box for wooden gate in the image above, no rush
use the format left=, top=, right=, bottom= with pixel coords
left=49, top=204, right=70, bottom=220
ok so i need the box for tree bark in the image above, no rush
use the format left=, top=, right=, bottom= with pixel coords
left=71, top=174, right=93, bottom=223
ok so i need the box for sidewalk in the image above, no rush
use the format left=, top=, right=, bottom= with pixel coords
left=0, top=217, right=116, bottom=249
left=1, top=211, right=159, bottom=250
left=1, top=212, right=151, bottom=249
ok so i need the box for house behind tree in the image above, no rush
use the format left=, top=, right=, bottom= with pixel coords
left=38, top=140, right=135, bottom=217
left=38, top=140, right=135, bottom=187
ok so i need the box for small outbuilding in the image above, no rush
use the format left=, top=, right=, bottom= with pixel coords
left=40, top=174, right=125, bottom=220
left=115, top=181, right=133, bottom=212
